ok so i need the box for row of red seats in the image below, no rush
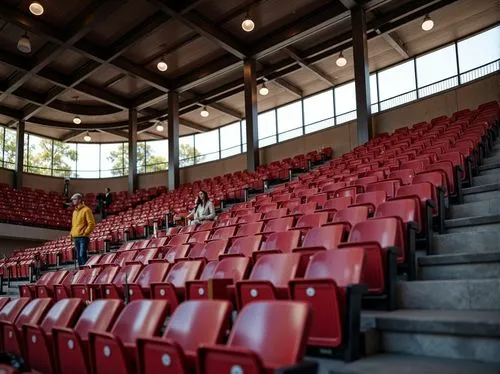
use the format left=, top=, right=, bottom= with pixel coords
left=0, top=297, right=315, bottom=374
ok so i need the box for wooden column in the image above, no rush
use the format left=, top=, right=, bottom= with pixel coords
left=128, top=108, right=138, bottom=193
left=244, top=58, right=259, bottom=172
left=168, top=91, right=180, bottom=190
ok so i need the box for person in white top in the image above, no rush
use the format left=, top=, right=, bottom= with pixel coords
left=186, top=190, right=216, bottom=225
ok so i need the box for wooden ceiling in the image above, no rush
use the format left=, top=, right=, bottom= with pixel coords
left=0, top=0, right=498, bottom=143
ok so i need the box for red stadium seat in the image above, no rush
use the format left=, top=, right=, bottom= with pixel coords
left=389, top=169, right=415, bottom=186
left=168, top=234, right=191, bottom=246
left=188, top=230, right=211, bottom=244
left=237, top=212, right=263, bottom=223
left=259, top=231, right=302, bottom=260
left=331, top=206, right=369, bottom=230
left=163, top=244, right=191, bottom=263
left=261, top=217, right=295, bottom=235
left=101, top=264, right=143, bottom=299
left=71, top=266, right=120, bottom=302
left=131, top=248, right=161, bottom=265
left=223, top=236, right=263, bottom=258
left=125, top=263, right=172, bottom=300
left=210, top=226, right=237, bottom=241
left=23, top=298, right=86, bottom=374
left=195, top=221, right=215, bottom=232
left=54, top=300, right=124, bottom=374
left=233, top=221, right=264, bottom=237
left=288, top=202, right=317, bottom=217
left=293, top=224, right=345, bottom=256
left=306, top=193, right=328, bottom=208
left=351, top=191, right=386, bottom=215
left=197, top=301, right=315, bottom=373
left=54, top=268, right=102, bottom=301
left=0, top=298, right=31, bottom=341
left=289, top=248, right=366, bottom=360
left=89, top=300, right=169, bottom=374
left=137, top=300, right=232, bottom=374
left=366, top=180, right=401, bottom=199
left=187, top=240, right=228, bottom=261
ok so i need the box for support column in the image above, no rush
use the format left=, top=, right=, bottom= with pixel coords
left=168, top=91, right=180, bottom=190
left=128, top=108, right=138, bottom=193
left=244, top=58, right=259, bottom=172
left=352, top=6, right=373, bottom=144
left=15, top=120, right=25, bottom=190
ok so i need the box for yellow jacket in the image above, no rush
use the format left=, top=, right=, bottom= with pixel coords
left=70, top=203, right=96, bottom=238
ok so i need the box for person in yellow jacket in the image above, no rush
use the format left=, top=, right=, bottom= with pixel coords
left=70, top=193, right=96, bottom=266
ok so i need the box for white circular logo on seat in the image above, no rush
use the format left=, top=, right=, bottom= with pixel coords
left=160, top=289, right=165, bottom=296
left=31, top=335, right=37, bottom=343
left=161, top=354, right=171, bottom=366
left=8, top=331, right=13, bottom=339
left=306, top=287, right=316, bottom=297
left=82, top=289, right=86, bottom=294
left=68, top=339, right=74, bottom=350
left=198, top=288, right=205, bottom=296
left=250, top=289, right=258, bottom=298
left=231, top=365, right=244, bottom=374
left=104, top=345, right=111, bottom=357
left=105, top=289, right=110, bottom=295
left=57, top=289, right=61, bottom=294
left=129, top=289, right=134, bottom=296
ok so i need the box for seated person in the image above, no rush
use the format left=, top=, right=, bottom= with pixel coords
left=186, top=190, right=216, bottom=225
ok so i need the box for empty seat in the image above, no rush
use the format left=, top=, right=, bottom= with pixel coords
left=54, top=300, right=124, bottom=374
left=54, top=268, right=102, bottom=301
left=260, top=231, right=302, bottom=257
left=261, top=217, right=294, bottom=235
left=237, top=212, right=263, bottom=223
left=151, top=260, right=204, bottom=311
left=113, top=250, right=139, bottom=267
left=188, top=230, right=211, bottom=244
left=137, top=300, right=232, bottom=374
left=288, top=202, right=317, bottom=217
left=24, top=298, right=86, bottom=374
left=332, top=206, right=369, bottom=230
left=234, top=221, right=264, bottom=238
left=223, top=236, right=263, bottom=258
left=289, top=248, right=366, bottom=360
left=261, top=208, right=288, bottom=221
left=195, top=221, right=215, bottom=232
left=235, top=253, right=304, bottom=309
left=130, top=248, right=160, bottom=265
left=389, top=169, right=415, bottom=186
left=210, top=226, right=237, bottom=241
left=35, top=270, right=70, bottom=298
left=197, top=301, right=314, bottom=373
left=89, top=300, right=169, bottom=374
left=366, top=180, right=400, bottom=199
left=71, top=266, right=120, bottom=301
left=293, top=212, right=329, bottom=232
left=162, top=244, right=191, bottom=263
left=187, top=240, right=228, bottom=261
left=351, top=191, right=386, bottom=215
left=0, top=298, right=31, bottom=342
left=295, top=225, right=345, bottom=254
left=306, top=193, right=328, bottom=208
left=124, top=263, right=172, bottom=300
left=168, top=234, right=191, bottom=246
left=101, top=264, right=143, bottom=299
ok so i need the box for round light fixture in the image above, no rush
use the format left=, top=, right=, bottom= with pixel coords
left=156, top=123, right=164, bottom=132
left=17, top=33, right=31, bottom=54
left=200, top=107, right=209, bottom=118
left=241, top=15, right=255, bottom=32
left=29, top=2, right=44, bottom=16
left=336, top=51, right=347, bottom=67
left=73, top=116, right=82, bottom=125
left=259, top=83, right=269, bottom=96
left=157, top=60, right=168, bottom=72
left=421, top=14, right=434, bottom=31
left=83, top=132, right=91, bottom=142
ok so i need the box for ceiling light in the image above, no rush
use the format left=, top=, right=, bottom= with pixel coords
left=83, top=132, right=91, bottom=142
left=336, top=51, right=347, bottom=67
left=156, top=123, right=164, bottom=132
left=259, top=83, right=269, bottom=96
left=73, top=115, right=82, bottom=125
left=242, top=13, right=255, bottom=32
left=157, top=59, right=168, bottom=72
left=200, top=107, right=209, bottom=118
left=29, top=2, right=44, bottom=16
left=421, top=14, right=434, bottom=31
left=17, top=33, right=31, bottom=54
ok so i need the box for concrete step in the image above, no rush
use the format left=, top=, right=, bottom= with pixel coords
left=479, top=161, right=500, bottom=172
left=480, top=167, right=500, bottom=175
left=361, top=309, right=500, bottom=363
left=449, top=199, right=500, bottom=219
left=397, top=279, right=500, bottom=310
left=473, top=173, right=500, bottom=186
left=444, top=214, right=500, bottom=233
left=463, top=182, right=500, bottom=195
left=432, top=228, right=500, bottom=254
left=418, top=251, right=500, bottom=280
left=483, top=154, right=500, bottom=165
left=313, top=353, right=500, bottom=374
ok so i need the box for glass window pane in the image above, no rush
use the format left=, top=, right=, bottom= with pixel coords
left=77, top=143, right=100, bottom=178
left=52, top=141, right=77, bottom=178
left=258, top=110, right=277, bottom=147
left=0, top=127, right=3, bottom=166
left=370, top=74, right=378, bottom=104
left=26, top=134, right=52, bottom=175
left=145, top=140, right=168, bottom=173
left=101, top=143, right=126, bottom=178
left=277, top=102, right=302, bottom=142
left=458, top=26, right=500, bottom=82
left=220, top=122, right=241, bottom=158
left=304, top=90, right=334, bottom=125
left=416, top=44, right=459, bottom=97
left=3, top=128, right=17, bottom=170
left=195, top=129, right=219, bottom=164
left=137, top=141, right=146, bottom=174
left=335, top=81, right=357, bottom=124
left=180, top=135, right=195, bottom=167
left=378, top=60, right=417, bottom=110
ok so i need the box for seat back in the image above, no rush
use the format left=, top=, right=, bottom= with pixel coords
left=261, top=231, right=301, bottom=253
left=228, top=301, right=311, bottom=367
left=323, top=196, right=352, bottom=211
left=334, top=186, right=358, bottom=199
left=168, top=234, right=190, bottom=246
left=131, top=240, right=150, bottom=250
left=227, top=236, right=263, bottom=256
left=164, top=300, right=231, bottom=352
left=235, top=222, right=264, bottom=237
left=14, top=298, right=53, bottom=330
left=134, top=248, right=160, bottom=264
left=294, top=212, right=328, bottom=229
left=49, top=270, right=70, bottom=285
left=189, top=240, right=228, bottom=261
left=72, top=268, right=102, bottom=285
left=164, top=260, right=204, bottom=288
left=397, top=182, right=437, bottom=213
left=414, top=171, right=447, bottom=194
left=148, top=237, right=169, bottom=248
left=366, top=180, right=400, bottom=198
left=249, top=253, right=302, bottom=287
left=98, top=253, right=117, bottom=266
left=263, top=217, right=294, bottom=233
left=348, top=217, right=404, bottom=250
left=306, top=193, right=328, bottom=208
left=210, top=226, right=237, bottom=241
left=355, top=191, right=386, bottom=208
left=39, top=299, right=85, bottom=334
left=163, top=244, right=191, bottom=263
left=110, top=300, right=169, bottom=344
left=84, top=255, right=102, bottom=268
left=375, top=198, right=421, bottom=230
left=214, top=218, right=239, bottom=228
left=333, top=206, right=369, bottom=227
left=114, top=250, right=138, bottom=267
left=305, top=248, right=364, bottom=287
left=262, top=208, right=288, bottom=220
left=289, top=202, right=317, bottom=216
left=196, top=221, right=215, bottom=232
left=237, top=213, right=263, bottom=223
left=188, top=231, right=211, bottom=244
left=213, top=257, right=251, bottom=281
left=74, top=300, right=124, bottom=340
left=135, top=263, right=171, bottom=288
left=0, top=298, right=30, bottom=323
left=112, top=264, right=143, bottom=286
left=198, top=261, right=219, bottom=280
left=389, top=169, right=415, bottom=185
left=93, top=266, right=120, bottom=285
left=179, top=225, right=198, bottom=234
left=281, top=198, right=302, bottom=211
left=301, top=225, right=344, bottom=250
